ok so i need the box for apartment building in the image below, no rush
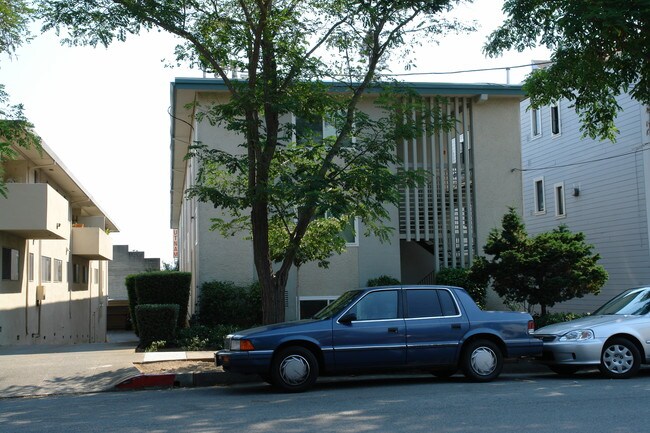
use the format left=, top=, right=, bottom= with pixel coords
left=0, top=140, right=117, bottom=345
left=520, top=93, right=650, bottom=313
left=170, top=78, right=525, bottom=320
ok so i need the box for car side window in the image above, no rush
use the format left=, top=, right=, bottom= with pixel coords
left=350, top=290, right=398, bottom=321
left=406, top=289, right=442, bottom=318
left=438, top=290, right=459, bottom=316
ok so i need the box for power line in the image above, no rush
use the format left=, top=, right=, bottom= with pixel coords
left=512, top=144, right=650, bottom=172
left=382, top=61, right=552, bottom=77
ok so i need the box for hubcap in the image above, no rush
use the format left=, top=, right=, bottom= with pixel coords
left=603, top=344, right=634, bottom=374
left=279, top=355, right=310, bottom=385
left=471, top=346, right=497, bottom=376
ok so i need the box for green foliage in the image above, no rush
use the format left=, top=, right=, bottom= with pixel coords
left=198, top=281, right=262, bottom=328
left=366, top=275, right=401, bottom=287
left=134, top=271, right=191, bottom=328
left=38, top=0, right=472, bottom=325
left=435, top=267, right=486, bottom=309
left=145, top=340, right=167, bottom=353
left=124, top=274, right=138, bottom=336
left=176, top=324, right=240, bottom=351
left=471, top=208, right=608, bottom=315
left=485, top=0, right=650, bottom=141
left=135, top=304, right=179, bottom=347
left=0, top=0, right=33, bottom=55
left=534, top=312, right=588, bottom=329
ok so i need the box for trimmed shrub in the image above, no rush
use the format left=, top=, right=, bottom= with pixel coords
left=534, top=312, right=588, bottom=329
left=176, top=324, right=240, bottom=350
left=436, top=267, right=487, bottom=309
left=135, top=304, right=179, bottom=347
left=366, top=275, right=400, bottom=287
left=198, top=281, right=262, bottom=328
left=134, top=271, right=191, bottom=328
left=125, top=274, right=138, bottom=336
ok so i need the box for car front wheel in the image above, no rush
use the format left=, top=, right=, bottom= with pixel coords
left=599, top=338, right=641, bottom=379
left=461, top=339, right=503, bottom=382
left=271, top=346, right=319, bottom=392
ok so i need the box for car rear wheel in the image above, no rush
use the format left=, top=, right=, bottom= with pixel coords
left=271, top=346, right=319, bottom=392
left=599, top=338, right=641, bottom=379
left=462, top=339, right=503, bottom=382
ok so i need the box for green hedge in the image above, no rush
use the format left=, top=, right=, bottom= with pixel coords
left=135, top=304, right=179, bottom=347
left=366, top=275, right=400, bottom=287
left=134, top=271, right=191, bottom=328
left=198, top=281, right=262, bottom=328
left=534, top=312, right=587, bottom=329
left=125, top=274, right=138, bottom=335
left=435, top=267, right=487, bottom=309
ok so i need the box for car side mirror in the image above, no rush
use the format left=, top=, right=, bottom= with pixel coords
left=339, top=312, right=357, bottom=324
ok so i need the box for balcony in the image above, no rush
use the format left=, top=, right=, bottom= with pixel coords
left=0, top=183, right=70, bottom=239
left=71, top=226, right=113, bottom=260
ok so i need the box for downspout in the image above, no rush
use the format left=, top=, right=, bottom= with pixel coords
left=24, top=240, right=30, bottom=337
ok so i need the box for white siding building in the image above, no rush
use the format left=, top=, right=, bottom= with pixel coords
left=520, top=93, right=650, bottom=313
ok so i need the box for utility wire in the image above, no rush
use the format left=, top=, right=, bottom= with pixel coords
left=382, top=62, right=553, bottom=77
left=512, top=144, right=650, bottom=172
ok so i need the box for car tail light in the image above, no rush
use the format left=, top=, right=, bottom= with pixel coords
left=528, top=320, right=535, bottom=334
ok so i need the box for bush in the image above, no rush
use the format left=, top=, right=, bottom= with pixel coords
left=534, top=312, right=587, bottom=329
left=436, top=267, right=487, bottom=309
left=366, top=275, right=400, bottom=287
left=135, top=304, right=179, bottom=347
left=176, top=324, right=240, bottom=350
left=134, top=271, right=191, bottom=328
left=125, top=274, right=139, bottom=336
left=198, top=281, right=262, bottom=328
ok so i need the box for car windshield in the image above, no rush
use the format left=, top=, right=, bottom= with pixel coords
left=312, top=290, right=362, bottom=320
left=592, top=288, right=650, bottom=315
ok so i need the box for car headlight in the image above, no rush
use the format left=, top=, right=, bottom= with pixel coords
left=559, top=329, right=594, bottom=342
left=230, top=339, right=255, bottom=351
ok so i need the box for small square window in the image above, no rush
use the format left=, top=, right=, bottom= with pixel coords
left=2, top=248, right=20, bottom=281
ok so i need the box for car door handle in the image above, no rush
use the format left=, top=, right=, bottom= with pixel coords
left=451, top=324, right=461, bottom=329
left=388, top=327, right=399, bottom=333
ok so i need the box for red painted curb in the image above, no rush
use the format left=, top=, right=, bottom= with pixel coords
left=115, top=374, right=176, bottom=390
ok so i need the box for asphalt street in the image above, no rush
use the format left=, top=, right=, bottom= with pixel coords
left=2, top=368, right=649, bottom=433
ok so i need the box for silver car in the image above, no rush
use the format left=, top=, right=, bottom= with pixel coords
left=535, top=286, right=650, bottom=378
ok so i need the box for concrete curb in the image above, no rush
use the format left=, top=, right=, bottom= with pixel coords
left=112, top=371, right=261, bottom=391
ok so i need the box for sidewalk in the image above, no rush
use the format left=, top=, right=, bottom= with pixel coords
left=0, top=331, right=235, bottom=398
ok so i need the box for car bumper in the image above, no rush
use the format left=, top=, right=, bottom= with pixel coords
left=215, top=349, right=274, bottom=374
left=538, top=338, right=604, bottom=365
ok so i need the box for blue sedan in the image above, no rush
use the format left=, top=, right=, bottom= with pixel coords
left=216, top=285, right=542, bottom=392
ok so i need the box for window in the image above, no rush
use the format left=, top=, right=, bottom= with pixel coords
left=28, top=253, right=34, bottom=282
left=550, top=104, right=561, bottom=135
left=41, top=256, right=52, bottom=282
left=406, top=289, right=459, bottom=318
left=298, top=296, right=338, bottom=319
left=2, top=248, right=19, bottom=281
left=54, top=259, right=63, bottom=282
left=73, top=263, right=80, bottom=284
left=349, top=290, right=398, bottom=321
left=554, top=183, right=566, bottom=217
left=533, top=177, right=545, bottom=214
left=531, top=107, right=541, bottom=137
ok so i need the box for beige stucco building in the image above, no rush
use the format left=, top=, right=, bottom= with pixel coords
left=170, top=79, right=524, bottom=320
left=0, top=140, right=117, bottom=345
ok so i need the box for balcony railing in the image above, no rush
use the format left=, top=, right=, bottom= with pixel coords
left=71, top=226, right=113, bottom=260
left=0, top=183, right=69, bottom=240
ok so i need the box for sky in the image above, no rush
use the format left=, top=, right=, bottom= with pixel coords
left=0, top=0, right=549, bottom=266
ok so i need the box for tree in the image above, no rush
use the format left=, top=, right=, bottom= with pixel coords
left=471, top=208, right=608, bottom=315
left=0, top=0, right=40, bottom=197
left=38, top=0, right=469, bottom=324
left=484, top=0, right=650, bottom=141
